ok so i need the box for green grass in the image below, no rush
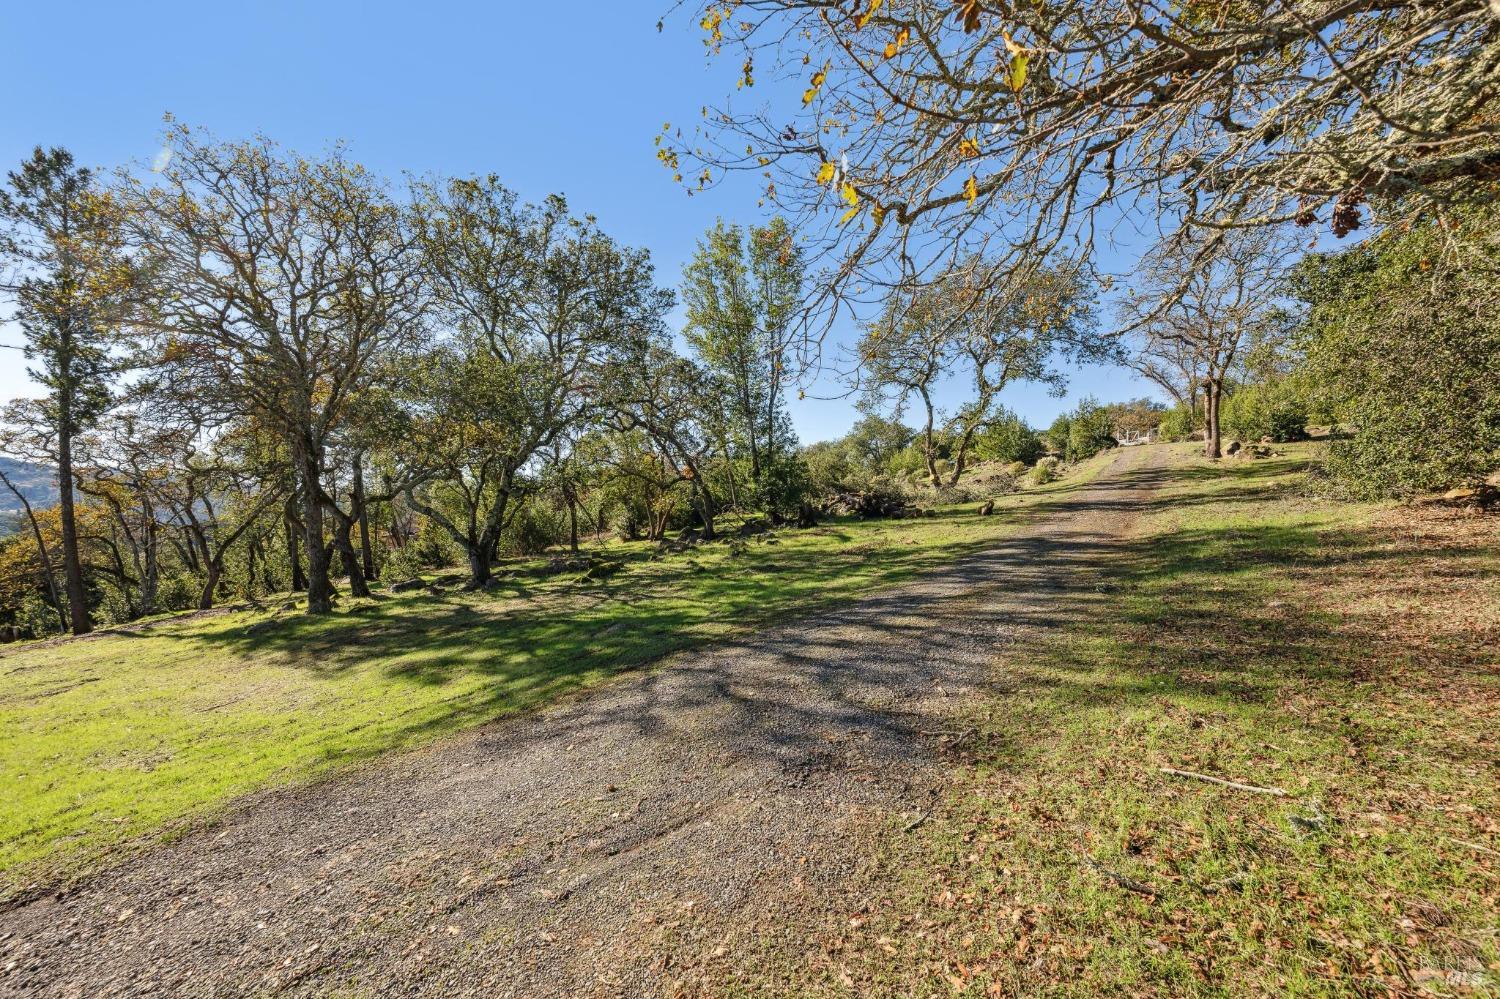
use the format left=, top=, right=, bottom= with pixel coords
left=0, top=454, right=1116, bottom=897
left=709, top=443, right=1500, bottom=996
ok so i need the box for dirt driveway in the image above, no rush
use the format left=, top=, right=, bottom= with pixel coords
left=1, top=447, right=1167, bottom=998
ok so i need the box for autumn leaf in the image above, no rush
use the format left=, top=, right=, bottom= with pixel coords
left=803, top=66, right=828, bottom=105
left=884, top=26, right=910, bottom=59
left=958, top=137, right=981, bottom=159
left=838, top=182, right=861, bottom=224
left=955, top=0, right=984, bottom=34
left=964, top=175, right=979, bottom=205
left=816, top=161, right=837, bottom=185
left=1008, top=53, right=1030, bottom=92
left=856, top=0, right=883, bottom=29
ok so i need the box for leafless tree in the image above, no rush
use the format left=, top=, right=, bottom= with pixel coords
left=670, top=0, right=1497, bottom=345
left=1118, top=229, right=1293, bottom=457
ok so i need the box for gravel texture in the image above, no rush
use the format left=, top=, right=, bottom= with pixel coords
left=0, top=447, right=1163, bottom=997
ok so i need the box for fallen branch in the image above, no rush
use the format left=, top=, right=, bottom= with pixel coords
left=917, top=727, right=977, bottom=747
left=1082, top=855, right=1158, bottom=897
left=1447, top=836, right=1500, bottom=858
left=901, top=810, right=931, bottom=833
left=1160, top=767, right=1287, bottom=797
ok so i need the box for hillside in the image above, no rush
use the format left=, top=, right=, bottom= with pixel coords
left=0, top=455, right=57, bottom=515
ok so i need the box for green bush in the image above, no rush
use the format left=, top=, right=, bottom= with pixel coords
left=1158, top=403, right=1201, bottom=442
left=1028, top=456, right=1061, bottom=485
left=1290, top=206, right=1500, bottom=497
left=1064, top=398, right=1118, bottom=461
left=1222, top=384, right=1309, bottom=443
left=886, top=442, right=932, bottom=479
left=15, top=592, right=63, bottom=640
left=974, top=411, right=1045, bottom=465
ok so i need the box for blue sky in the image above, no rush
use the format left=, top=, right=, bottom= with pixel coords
left=0, top=0, right=1159, bottom=444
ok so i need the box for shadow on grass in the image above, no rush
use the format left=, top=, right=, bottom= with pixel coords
left=78, top=445, right=1496, bottom=809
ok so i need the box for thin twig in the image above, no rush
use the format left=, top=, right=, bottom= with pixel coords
left=1160, top=766, right=1287, bottom=796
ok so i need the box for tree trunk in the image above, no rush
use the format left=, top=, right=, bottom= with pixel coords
left=197, top=560, right=222, bottom=611
left=331, top=511, right=370, bottom=598
left=353, top=457, right=376, bottom=581
left=56, top=426, right=92, bottom=635
left=139, top=516, right=160, bottom=616
left=566, top=490, right=579, bottom=554
left=947, top=429, right=976, bottom=487
left=297, top=447, right=333, bottom=614
left=2, top=471, right=69, bottom=633
left=920, top=392, right=940, bottom=487
left=692, top=479, right=717, bottom=540
left=465, top=546, right=491, bottom=587
left=287, top=518, right=307, bottom=592
left=1204, top=379, right=1223, bottom=459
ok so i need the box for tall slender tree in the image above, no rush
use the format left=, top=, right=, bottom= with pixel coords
left=0, top=148, right=136, bottom=634
left=680, top=217, right=803, bottom=491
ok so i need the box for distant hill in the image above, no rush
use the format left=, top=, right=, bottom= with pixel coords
left=0, top=457, right=58, bottom=534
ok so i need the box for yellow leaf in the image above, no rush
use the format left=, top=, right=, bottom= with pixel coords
left=958, top=137, right=981, bottom=159
left=803, top=68, right=828, bottom=105
left=840, top=183, right=859, bottom=207
left=963, top=175, right=978, bottom=205
left=816, top=161, right=837, bottom=185
left=1008, top=53, right=1030, bottom=92
left=840, top=205, right=860, bottom=225
left=883, top=26, right=910, bottom=59
left=872, top=202, right=885, bottom=225
left=856, top=0, right=883, bottom=28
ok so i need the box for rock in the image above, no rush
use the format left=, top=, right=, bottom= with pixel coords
left=978, top=499, right=995, bottom=516
left=424, top=585, right=445, bottom=597
left=1225, top=439, right=1242, bottom=456
left=389, top=578, right=424, bottom=593
left=581, top=560, right=623, bottom=582
left=795, top=503, right=818, bottom=529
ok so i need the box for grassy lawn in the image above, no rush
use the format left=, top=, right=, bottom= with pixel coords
left=0, top=455, right=1114, bottom=898
left=722, top=444, right=1500, bottom=996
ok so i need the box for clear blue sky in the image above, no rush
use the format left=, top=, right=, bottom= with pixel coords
left=0, top=0, right=1158, bottom=443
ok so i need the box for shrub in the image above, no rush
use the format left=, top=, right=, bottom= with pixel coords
left=1028, top=455, right=1061, bottom=485
left=15, top=592, right=63, bottom=640
left=1290, top=206, right=1500, bottom=497
left=974, top=411, right=1045, bottom=465
left=1222, top=383, right=1309, bottom=442
left=1157, top=403, right=1201, bottom=442
left=887, top=442, right=933, bottom=479
left=1064, top=398, right=1118, bottom=461
left=503, top=502, right=566, bottom=556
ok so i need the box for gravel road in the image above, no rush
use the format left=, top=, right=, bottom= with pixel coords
left=0, top=446, right=1166, bottom=998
